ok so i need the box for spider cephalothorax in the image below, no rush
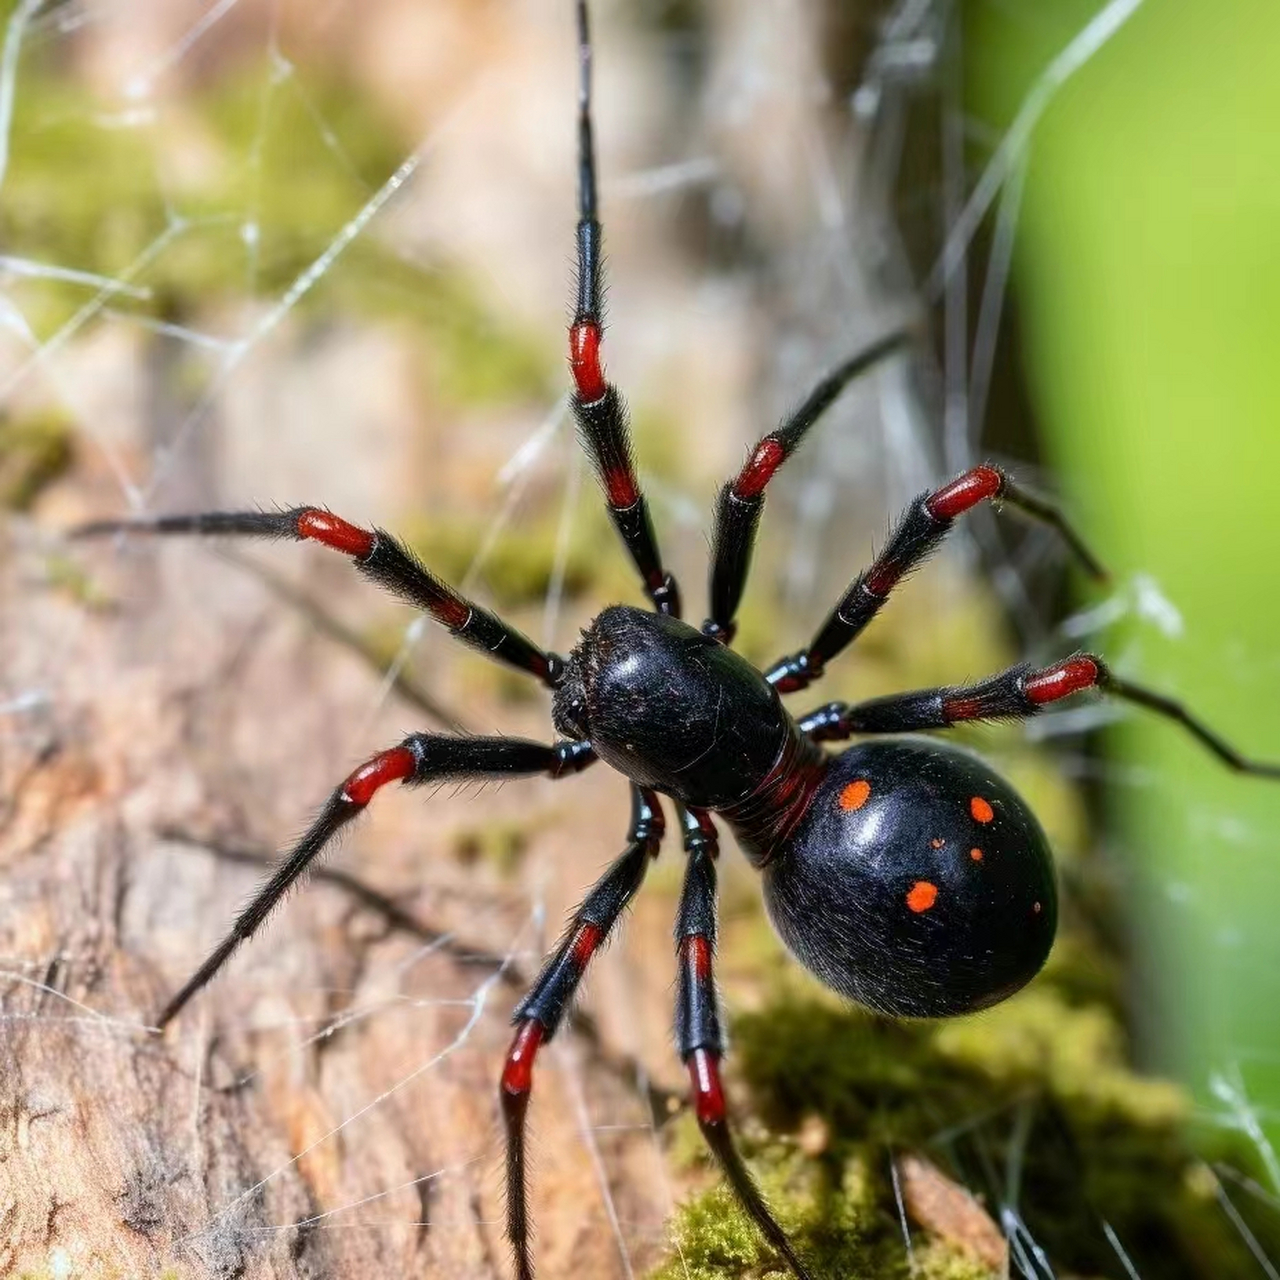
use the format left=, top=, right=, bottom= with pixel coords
left=554, top=605, right=789, bottom=805
left=73, top=3, right=1280, bottom=1277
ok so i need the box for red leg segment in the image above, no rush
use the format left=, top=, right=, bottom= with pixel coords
left=923, top=463, right=1003, bottom=521
left=295, top=508, right=375, bottom=558
left=569, top=319, right=607, bottom=407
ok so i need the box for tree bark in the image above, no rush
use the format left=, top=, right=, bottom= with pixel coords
left=0, top=521, right=680, bottom=1279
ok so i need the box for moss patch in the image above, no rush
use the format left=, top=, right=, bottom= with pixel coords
left=0, top=413, right=74, bottom=510
left=401, top=508, right=604, bottom=611
left=2, top=58, right=553, bottom=411
left=652, top=970, right=1277, bottom=1280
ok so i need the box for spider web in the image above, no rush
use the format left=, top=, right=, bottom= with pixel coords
left=0, top=0, right=1277, bottom=1277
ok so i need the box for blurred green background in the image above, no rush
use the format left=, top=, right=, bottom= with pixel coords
left=969, top=0, right=1280, bottom=1153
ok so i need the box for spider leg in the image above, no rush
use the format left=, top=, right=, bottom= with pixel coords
left=704, top=327, right=914, bottom=644
left=797, top=654, right=1280, bottom=779
left=674, top=807, right=815, bottom=1280
left=501, top=785, right=664, bottom=1280
left=72, top=507, right=565, bottom=689
left=567, top=0, right=679, bottom=618
left=765, top=465, right=1108, bottom=694
left=155, top=734, right=595, bottom=1029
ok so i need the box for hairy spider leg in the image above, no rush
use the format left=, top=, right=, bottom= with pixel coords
left=567, top=0, right=679, bottom=618
left=704, top=327, right=915, bottom=644
left=765, top=464, right=1107, bottom=693
left=155, top=735, right=596, bottom=1029
left=72, top=507, right=566, bottom=688
left=797, top=655, right=1280, bottom=778
left=501, top=786, right=664, bottom=1280
left=675, top=807, right=814, bottom=1280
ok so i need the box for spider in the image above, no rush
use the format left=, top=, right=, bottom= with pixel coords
left=74, top=3, right=1280, bottom=1278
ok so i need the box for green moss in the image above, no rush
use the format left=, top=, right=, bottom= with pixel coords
left=3, top=58, right=552, bottom=409
left=402, top=508, right=606, bottom=610
left=0, top=412, right=74, bottom=510
left=41, top=551, right=113, bottom=610
left=657, top=1136, right=997, bottom=1280
left=652, top=966, right=1277, bottom=1280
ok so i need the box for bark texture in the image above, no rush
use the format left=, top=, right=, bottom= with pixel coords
left=0, top=518, right=683, bottom=1280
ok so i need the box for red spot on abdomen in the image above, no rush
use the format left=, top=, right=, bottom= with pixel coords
left=733, top=437, right=785, bottom=500
left=1024, top=656, right=1100, bottom=705
left=839, top=779, right=872, bottom=811
left=341, top=746, right=416, bottom=806
left=925, top=465, right=1003, bottom=521
left=501, top=1019, right=545, bottom=1097
left=297, top=508, right=375, bottom=558
left=687, top=1046, right=726, bottom=1124
left=569, top=321, right=607, bottom=403
left=906, top=881, right=938, bottom=913
left=970, top=796, right=994, bottom=824
left=970, top=847, right=984, bottom=862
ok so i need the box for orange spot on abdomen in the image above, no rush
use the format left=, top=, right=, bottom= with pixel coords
left=970, top=796, right=994, bottom=823
left=906, top=881, right=938, bottom=913
left=839, top=779, right=872, bottom=811
left=970, top=847, right=984, bottom=862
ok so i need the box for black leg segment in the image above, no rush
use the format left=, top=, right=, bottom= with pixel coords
left=566, top=0, right=678, bottom=617
left=74, top=506, right=566, bottom=688
left=705, top=328, right=913, bottom=643
left=501, top=785, right=664, bottom=1280
left=766, top=465, right=1107, bottom=693
left=675, top=807, right=814, bottom=1280
left=156, top=734, right=595, bottom=1029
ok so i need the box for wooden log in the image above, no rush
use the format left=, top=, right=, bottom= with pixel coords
left=0, top=523, right=678, bottom=1279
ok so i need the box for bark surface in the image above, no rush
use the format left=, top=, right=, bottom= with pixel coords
left=0, top=520, right=680, bottom=1280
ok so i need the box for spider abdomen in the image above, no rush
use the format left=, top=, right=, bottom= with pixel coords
left=762, top=737, right=1057, bottom=1018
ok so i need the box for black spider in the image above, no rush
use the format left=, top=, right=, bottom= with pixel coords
left=73, top=4, right=1280, bottom=1278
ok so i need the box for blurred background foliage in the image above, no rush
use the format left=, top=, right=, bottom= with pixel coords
left=968, top=0, right=1280, bottom=1153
